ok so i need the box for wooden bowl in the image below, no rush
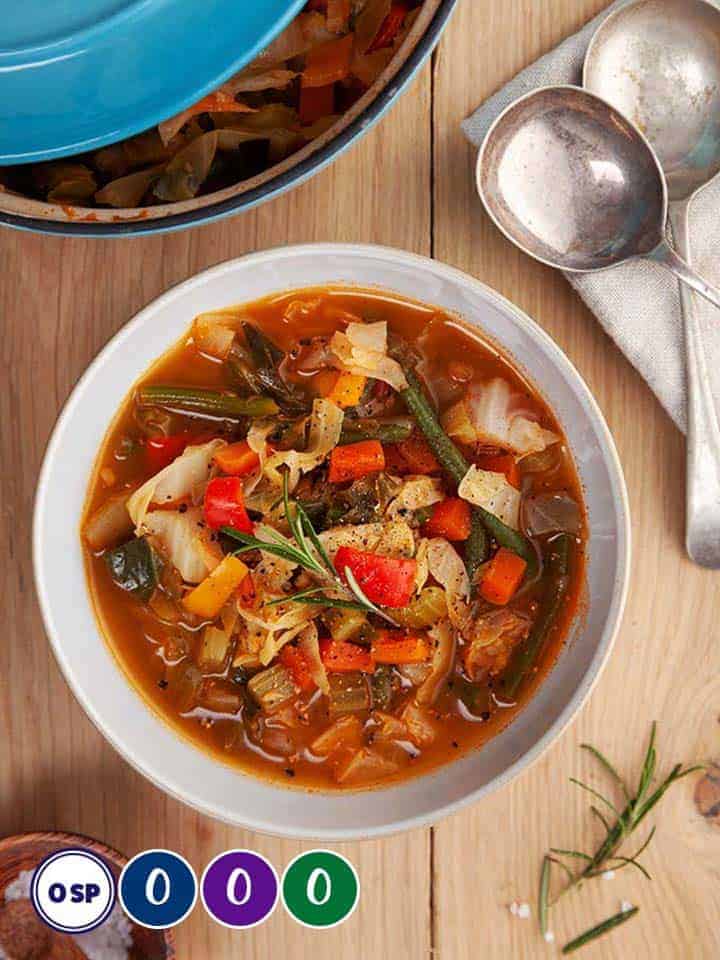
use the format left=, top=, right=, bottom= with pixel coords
left=0, top=0, right=456, bottom=237
left=0, top=832, right=174, bottom=960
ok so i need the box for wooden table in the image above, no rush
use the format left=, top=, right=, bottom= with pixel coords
left=2, top=2, right=718, bottom=956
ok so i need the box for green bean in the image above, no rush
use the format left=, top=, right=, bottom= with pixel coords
left=137, top=386, right=278, bottom=419
left=475, top=506, right=536, bottom=572
left=466, top=511, right=490, bottom=580
left=339, top=419, right=413, bottom=446
left=399, top=370, right=469, bottom=485
left=502, top=533, right=571, bottom=698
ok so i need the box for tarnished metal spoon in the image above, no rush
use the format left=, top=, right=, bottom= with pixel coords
left=584, top=0, right=720, bottom=568
left=477, top=85, right=720, bottom=309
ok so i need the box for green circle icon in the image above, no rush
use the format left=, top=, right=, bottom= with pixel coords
left=281, top=850, right=359, bottom=928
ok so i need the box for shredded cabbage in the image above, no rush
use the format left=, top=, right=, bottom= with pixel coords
left=320, top=520, right=416, bottom=560
left=127, top=439, right=225, bottom=530
left=252, top=523, right=300, bottom=593
left=458, top=466, right=521, bottom=529
left=444, top=378, right=559, bottom=456
left=144, top=507, right=220, bottom=584
left=237, top=600, right=318, bottom=666
left=387, top=476, right=444, bottom=520
left=330, top=321, right=408, bottom=392
left=244, top=420, right=276, bottom=497
left=426, top=538, right=470, bottom=629
left=264, top=398, right=343, bottom=490
left=416, top=620, right=456, bottom=706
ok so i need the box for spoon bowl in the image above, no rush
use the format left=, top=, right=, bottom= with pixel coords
left=478, top=84, right=720, bottom=311
left=584, top=0, right=720, bottom=568
left=584, top=0, right=720, bottom=204
left=477, top=85, right=667, bottom=272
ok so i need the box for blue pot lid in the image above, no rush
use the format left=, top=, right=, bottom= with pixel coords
left=0, top=0, right=307, bottom=165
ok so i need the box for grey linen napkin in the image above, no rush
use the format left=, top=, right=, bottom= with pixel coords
left=462, top=0, right=720, bottom=434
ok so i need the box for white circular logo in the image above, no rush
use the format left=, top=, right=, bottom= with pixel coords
left=31, top=848, right=116, bottom=934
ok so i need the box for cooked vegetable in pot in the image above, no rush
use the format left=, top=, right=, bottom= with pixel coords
left=82, top=286, right=586, bottom=789
left=1, top=1, right=426, bottom=209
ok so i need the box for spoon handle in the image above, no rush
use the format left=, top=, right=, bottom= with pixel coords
left=668, top=202, right=720, bottom=568
left=647, top=238, right=720, bottom=312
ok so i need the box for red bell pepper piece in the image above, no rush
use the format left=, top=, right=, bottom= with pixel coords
left=334, top=546, right=417, bottom=608
left=145, top=433, right=191, bottom=472
left=204, top=476, right=253, bottom=533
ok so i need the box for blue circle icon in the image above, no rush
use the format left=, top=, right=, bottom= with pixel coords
left=31, top=848, right=116, bottom=934
left=119, top=850, right=197, bottom=929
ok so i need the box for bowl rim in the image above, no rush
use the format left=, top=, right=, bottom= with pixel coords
left=33, top=243, right=631, bottom=839
left=0, top=0, right=459, bottom=239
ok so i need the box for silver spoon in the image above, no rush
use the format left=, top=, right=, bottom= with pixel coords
left=477, top=85, right=720, bottom=309
left=584, top=0, right=720, bottom=568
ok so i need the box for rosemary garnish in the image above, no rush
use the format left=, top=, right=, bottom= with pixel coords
left=538, top=722, right=701, bottom=950
left=222, top=471, right=399, bottom=626
left=561, top=907, right=638, bottom=955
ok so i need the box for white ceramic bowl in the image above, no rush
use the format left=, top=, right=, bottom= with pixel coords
left=33, top=244, right=630, bottom=840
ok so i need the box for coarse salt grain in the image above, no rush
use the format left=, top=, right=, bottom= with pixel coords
left=544, top=931, right=555, bottom=943
left=602, top=869, right=616, bottom=880
left=517, top=902, right=531, bottom=919
left=621, top=900, right=634, bottom=914
left=509, top=901, right=519, bottom=916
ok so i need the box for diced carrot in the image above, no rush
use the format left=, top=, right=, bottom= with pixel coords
left=371, top=631, right=430, bottom=665
left=280, top=644, right=316, bottom=693
left=476, top=452, right=520, bottom=489
left=320, top=638, right=375, bottom=673
left=423, top=498, right=472, bottom=541
left=302, top=34, right=354, bottom=88
left=214, top=440, right=260, bottom=477
left=479, top=548, right=527, bottom=606
left=328, top=439, right=385, bottom=483
left=326, top=371, right=367, bottom=408
left=299, top=82, right=335, bottom=124
left=236, top=571, right=256, bottom=607
left=183, top=555, right=249, bottom=619
left=397, top=433, right=440, bottom=474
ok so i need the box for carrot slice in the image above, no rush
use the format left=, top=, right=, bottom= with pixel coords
left=423, top=498, right=472, bottom=541
left=479, top=548, right=528, bottom=606
left=214, top=440, right=260, bottom=477
left=320, top=638, right=375, bottom=673
left=328, top=439, right=385, bottom=483
left=371, top=631, right=430, bottom=665
left=366, top=2, right=409, bottom=53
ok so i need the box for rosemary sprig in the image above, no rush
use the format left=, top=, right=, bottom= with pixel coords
left=562, top=907, right=638, bottom=954
left=537, top=723, right=701, bottom=950
left=222, top=471, right=399, bottom=626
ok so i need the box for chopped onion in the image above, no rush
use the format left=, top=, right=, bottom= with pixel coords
left=84, top=492, right=133, bottom=550
left=523, top=492, right=582, bottom=537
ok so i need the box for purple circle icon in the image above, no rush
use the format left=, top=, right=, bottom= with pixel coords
left=201, top=850, right=279, bottom=929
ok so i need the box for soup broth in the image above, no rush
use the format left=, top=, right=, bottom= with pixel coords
left=83, top=287, right=586, bottom=790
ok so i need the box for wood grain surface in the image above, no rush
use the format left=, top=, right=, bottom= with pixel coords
left=1, top=1, right=718, bottom=957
